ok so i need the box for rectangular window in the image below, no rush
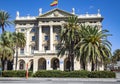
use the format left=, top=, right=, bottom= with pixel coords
left=44, top=46, right=49, bottom=51
left=21, top=29, right=24, bottom=32
left=32, top=36, right=35, bottom=41
left=55, top=45, right=59, bottom=50
left=31, top=46, right=35, bottom=54
left=44, top=35, right=49, bottom=41
left=55, top=35, right=59, bottom=41
left=31, top=28, right=35, bottom=32
left=20, top=48, right=24, bottom=55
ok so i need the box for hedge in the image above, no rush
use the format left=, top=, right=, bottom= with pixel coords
left=2, top=70, right=33, bottom=77
left=1, top=70, right=116, bottom=78
left=33, top=70, right=116, bottom=78
left=88, top=71, right=116, bottom=78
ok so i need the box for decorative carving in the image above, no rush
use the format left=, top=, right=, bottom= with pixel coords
left=53, top=11, right=59, bottom=17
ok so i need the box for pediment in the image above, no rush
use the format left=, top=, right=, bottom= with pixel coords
left=39, top=8, right=75, bottom=18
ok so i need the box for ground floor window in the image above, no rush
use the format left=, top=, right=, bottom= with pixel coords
left=19, top=60, right=25, bottom=70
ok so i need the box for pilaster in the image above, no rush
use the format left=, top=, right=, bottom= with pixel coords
left=50, top=25, right=53, bottom=51
left=25, top=28, right=30, bottom=55
left=46, top=59, right=51, bottom=70
left=33, top=57, right=38, bottom=73
left=39, top=26, right=42, bottom=51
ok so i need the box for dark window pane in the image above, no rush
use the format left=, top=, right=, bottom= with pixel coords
left=44, top=46, right=49, bottom=50
left=55, top=35, right=59, bottom=41
left=21, top=29, right=24, bottom=31
left=20, top=48, right=24, bottom=55
left=31, top=28, right=35, bottom=32
left=32, top=36, right=35, bottom=41
left=45, top=36, right=49, bottom=41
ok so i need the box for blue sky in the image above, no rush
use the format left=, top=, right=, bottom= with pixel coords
left=0, top=0, right=120, bottom=53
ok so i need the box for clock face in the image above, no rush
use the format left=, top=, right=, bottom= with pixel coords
left=53, top=11, right=59, bottom=17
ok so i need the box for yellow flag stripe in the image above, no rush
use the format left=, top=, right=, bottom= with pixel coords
left=50, top=0, right=58, bottom=6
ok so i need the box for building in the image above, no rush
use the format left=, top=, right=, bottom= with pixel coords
left=14, top=8, right=103, bottom=72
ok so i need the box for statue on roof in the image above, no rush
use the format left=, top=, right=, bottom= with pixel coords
left=16, top=11, right=19, bottom=17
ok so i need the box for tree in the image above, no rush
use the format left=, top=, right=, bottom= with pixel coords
left=75, top=25, right=112, bottom=71
left=0, top=10, right=13, bottom=70
left=0, top=31, right=14, bottom=70
left=13, top=32, right=26, bottom=70
left=0, top=10, right=12, bottom=33
left=112, top=49, right=120, bottom=63
left=58, top=16, right=80, bottom=71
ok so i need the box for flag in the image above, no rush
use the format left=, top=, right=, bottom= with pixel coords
left=50, top=0, right=58, bottom=6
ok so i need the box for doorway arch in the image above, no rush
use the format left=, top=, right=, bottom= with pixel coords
left=64, top=58, right=70, bottom=71
left=51, top=58, right=59, bottom=70
left=38, top=58, right=46, bottom=70
left=19, top=59, right=25, bottom=70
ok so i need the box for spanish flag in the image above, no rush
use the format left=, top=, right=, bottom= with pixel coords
left=50, top=0, right=58, bottom=6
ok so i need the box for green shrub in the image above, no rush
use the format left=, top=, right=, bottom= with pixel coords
left=2, top=70, right=115, bottom=78
left=33, top=70, right=62, bottom=77
left=2, top=70, right=17, bottom=77
left=2, top=70, right=33, bottom=77
left=88, top=71, right=116, bottom=78
left=33, top=70, right=89, bottom=78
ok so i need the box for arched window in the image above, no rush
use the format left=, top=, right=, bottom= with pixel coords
left=51, top=58, right=59, bottom=70
left=19, top=60, right=25, bottom=70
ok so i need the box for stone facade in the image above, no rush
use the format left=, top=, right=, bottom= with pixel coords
left=14, top=8, right=103, bottom=73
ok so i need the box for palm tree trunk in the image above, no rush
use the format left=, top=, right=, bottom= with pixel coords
left=71, top=41, right=74, bottom=71
left=4, top=59, right=7, bottom=70
left=0, top=59, right=2, bottom=73
left=2, top=25, right=5, bottom=33
left=15, top=47, right=18, bottom=70
left=91, top=61, right=95, bottom=71
left=71, top=54, right=74, bottom=71
left=83, top=61, right=86, bottom=70
left=96, top=57, right=98, bottom=71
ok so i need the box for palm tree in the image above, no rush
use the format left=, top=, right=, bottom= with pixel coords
left=0, top=10, right=12, bottom=33
left=0, top=31, right=14, bottom=70
left=13, top=32, right=26, bottom=70
left=112, top=49, right=120, bottom=63
left=75, top=25, right=112, bottom=71
left=58, top=16, right=80, bottom=71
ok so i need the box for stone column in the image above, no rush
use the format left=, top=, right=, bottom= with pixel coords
left=60, top=59, right=64, bottom=71
left=39, top=26, right=42, bottom=51
left=33, top=57, right=38, bottom=73
left=17, top=61, right=19, bottom=70
left=74, top=59, right=80, bottom=70
left=50, top=26, right=53, bottom=51
left=46, top=59, right=51, bottom=70
left=87, top=61, right=91, bottom=71
left=25, top=28, right=29, bottom=55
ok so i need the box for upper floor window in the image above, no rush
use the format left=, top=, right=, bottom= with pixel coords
left=32, top=36, right=35, bottom=41
left=21, top=29, right=25, bottom=32
left=55, top=45, right=59, bottom=50
left=31, top=46, right=35, bottom=54
left=44, top=35, right=49, bottom=41
left=44, top=46, right=49, bottom=51
left=31, top=28, right=35, bottom=32
left=20, top=48, right=24, bottom=55
left=55, top=35, right=59, bottom=41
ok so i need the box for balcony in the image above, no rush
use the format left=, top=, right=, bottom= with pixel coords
left=34, top=50, right=58, bottom=55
